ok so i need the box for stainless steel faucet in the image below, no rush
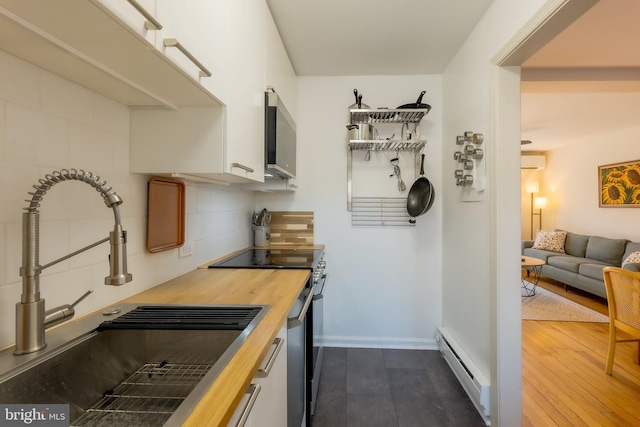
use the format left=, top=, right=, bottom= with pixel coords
left=15, top=169, right=133, bottom=355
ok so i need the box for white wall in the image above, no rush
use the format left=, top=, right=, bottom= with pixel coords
left=0, top=51, right=255, bottom=350
left=258, top=75, right=443, bottom=348
left=543, top=123, right=640, bottom=241
left=441, top=0, right=556, bottom=425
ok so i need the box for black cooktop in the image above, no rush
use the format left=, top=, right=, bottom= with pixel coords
left=208, top=248, right=323, bottom=269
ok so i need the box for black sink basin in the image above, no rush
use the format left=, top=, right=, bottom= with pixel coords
left=98, top=305, right=265, bottom=330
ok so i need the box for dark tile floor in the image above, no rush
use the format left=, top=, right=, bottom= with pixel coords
left=311, top=348, right=487, bottom=427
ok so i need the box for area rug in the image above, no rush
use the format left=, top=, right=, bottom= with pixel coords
left=521, top=286, right=609, bottom=322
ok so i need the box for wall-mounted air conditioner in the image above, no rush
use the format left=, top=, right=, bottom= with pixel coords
left=521, top=154, right=546, bottom=170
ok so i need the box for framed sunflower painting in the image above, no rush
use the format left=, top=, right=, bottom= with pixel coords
left=599, top=160, right=640, bottom=207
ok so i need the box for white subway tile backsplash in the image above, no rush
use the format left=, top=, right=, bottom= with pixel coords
left=69, top=122, right=114, bottom=172
left=0, top=282, right=21, bottom=350
left=205, top=211, right=237, bottom=238
left=40, top=266, right=94, bottom=312
left=33, top=220, right=71, bottom=276
left=196, top=186, right=215, bottom=212
left=0, top=226, right=5, bottom=287
left=68, top=218, right=114, bottom=269
left=0, top=164, right=39, bottom=224
left=0, top=101, right=5, bottom=162
left=0, top=51, right=40, bottom=109
left=186, top=212, right=202, bottom=243
left=126, top=173, right=149, bottom=216
left=123, top=215, right=145, bottom=257
left=185, top=185, right=197, bottom=214
left=112, top=135, right=130, bottom=175
left=91, top=95, right=130, bottom=137
left=4, top=222, right=23, bottom=285
left=36, top=180, right=110, bottom=221
left=0, top=53, right=256, bottom=351
left=6, top=103, right=69, bottom=166
left=40, top=72, right=93, bottom=124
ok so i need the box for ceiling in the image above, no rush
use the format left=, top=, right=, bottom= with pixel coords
left=265, top=0, right=494, bottom=76
left=266, top=0, right=640, bottom=153
left=520, top=0, right=640, bottom=152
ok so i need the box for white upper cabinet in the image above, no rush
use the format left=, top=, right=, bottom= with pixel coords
left=0, top=0, right=222, bottom=108
left=265, top=7, right=297, bottom=123
left=91, top=0, right=157, bottom=45
left=154, top=0, right=228, bottom=103
left=0, top=0, right=297, bottom=184
left=131, top=0, right=297, bottom=184
left=131, top=106, right=233, bottom=183
left=222, top=0, right=268, bottom=183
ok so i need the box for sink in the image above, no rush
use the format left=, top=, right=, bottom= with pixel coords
left=0, top=303, right=269, bottom=426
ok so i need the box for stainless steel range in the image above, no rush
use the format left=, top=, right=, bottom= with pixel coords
left=208, top=248, right=327, bottom=427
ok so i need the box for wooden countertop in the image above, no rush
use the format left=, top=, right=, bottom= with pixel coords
left=123, top=267, right=310, bottom=426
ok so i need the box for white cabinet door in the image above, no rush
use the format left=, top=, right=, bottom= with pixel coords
left=0, top=0, right=222, bottom=107
left=155, top=0, right=226, bottom=99
left=264, top=8, right=297, bottom=123
left=228, top=324, right=288, bottom=427
left=91, top=0, right=158, bottom=45
left=249, top=324, right=288, bottom=426
left=130, top=107, right=227, bottom=181
left=224, top=0, right=267, bottom=182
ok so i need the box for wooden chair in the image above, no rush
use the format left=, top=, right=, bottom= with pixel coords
left=603, top=266, right=640, bottom=375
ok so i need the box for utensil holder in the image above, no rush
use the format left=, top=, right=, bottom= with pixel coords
left=253, top=226, right=271, bottom=247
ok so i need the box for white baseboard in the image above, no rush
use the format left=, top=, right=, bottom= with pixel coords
left=436, top=327, right=491, bottom=425
left=321, top=335, right=438, bottom=350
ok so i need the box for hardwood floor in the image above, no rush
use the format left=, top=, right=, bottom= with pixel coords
left=523, top=278, right=640, bottom=426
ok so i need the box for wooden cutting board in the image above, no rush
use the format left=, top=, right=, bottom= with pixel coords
left=146, top=177, right=185, bottom=253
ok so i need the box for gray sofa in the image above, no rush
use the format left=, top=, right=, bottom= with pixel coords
left=522, top=230, right=640, bottom=299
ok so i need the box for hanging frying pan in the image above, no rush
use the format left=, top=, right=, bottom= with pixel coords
left=397, top=90, right=431, bottom=113
left=407, top=154, right=434, bottom=223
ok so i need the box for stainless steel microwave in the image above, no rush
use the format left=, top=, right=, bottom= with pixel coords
left=265, top=90, right=296, bottom=179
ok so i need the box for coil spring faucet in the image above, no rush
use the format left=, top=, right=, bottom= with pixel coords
left=15, top=169, right=133, bottom=355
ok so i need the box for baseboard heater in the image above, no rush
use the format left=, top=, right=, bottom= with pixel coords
left=436, top=327, right=490, bottom=425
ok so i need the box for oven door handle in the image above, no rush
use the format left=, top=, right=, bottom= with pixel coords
left=288, top=284, right=316, bottom=329
left=313, top=274, right=327, bottom=301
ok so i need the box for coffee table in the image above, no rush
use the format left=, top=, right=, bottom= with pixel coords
left=521, top=255, right=545, bottom=297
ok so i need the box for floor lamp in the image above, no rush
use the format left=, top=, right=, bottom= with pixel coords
left=526, top=182, right=539, bottom=239
left=532, top=196, right=547, bottom=239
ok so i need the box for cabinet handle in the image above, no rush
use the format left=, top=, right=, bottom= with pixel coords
left=230, top=163, right=255, bottom=173
left=163, top=38, right=212, bottom=77
left=255, top=337, right=284, bottom=378
left=288, top=285, right=315, bottom=329
left=233, top=384, right=261, bottom=427
left=126, top=0, right=163, bottom=30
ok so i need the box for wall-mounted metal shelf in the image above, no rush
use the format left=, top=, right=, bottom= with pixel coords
left=348, top=140, right=426, bottom=152
left=351, top=197, right=414, bottom=227
left=347, top=109, right=429, bottom=214
left=349, top=109, right=428, bottom=124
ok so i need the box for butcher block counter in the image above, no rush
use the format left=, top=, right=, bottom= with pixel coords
left=123, top=267, right=310, bottom=426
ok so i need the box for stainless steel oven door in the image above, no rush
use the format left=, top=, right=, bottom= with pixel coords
left=310, top=273, right=327, bottom=416
left=287, top=284, right=315, bottom=427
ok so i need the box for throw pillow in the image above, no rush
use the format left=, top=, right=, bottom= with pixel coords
left=622, top=251, right=640, bottom=267
left=532, top=230, right=567, bottom=253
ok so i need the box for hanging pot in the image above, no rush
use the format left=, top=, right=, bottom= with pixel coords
left=346, top=123, right=377, bottom=140
left=407, top=154, right=434, bottom=223
left=349, top=88, right=370, bottom=110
